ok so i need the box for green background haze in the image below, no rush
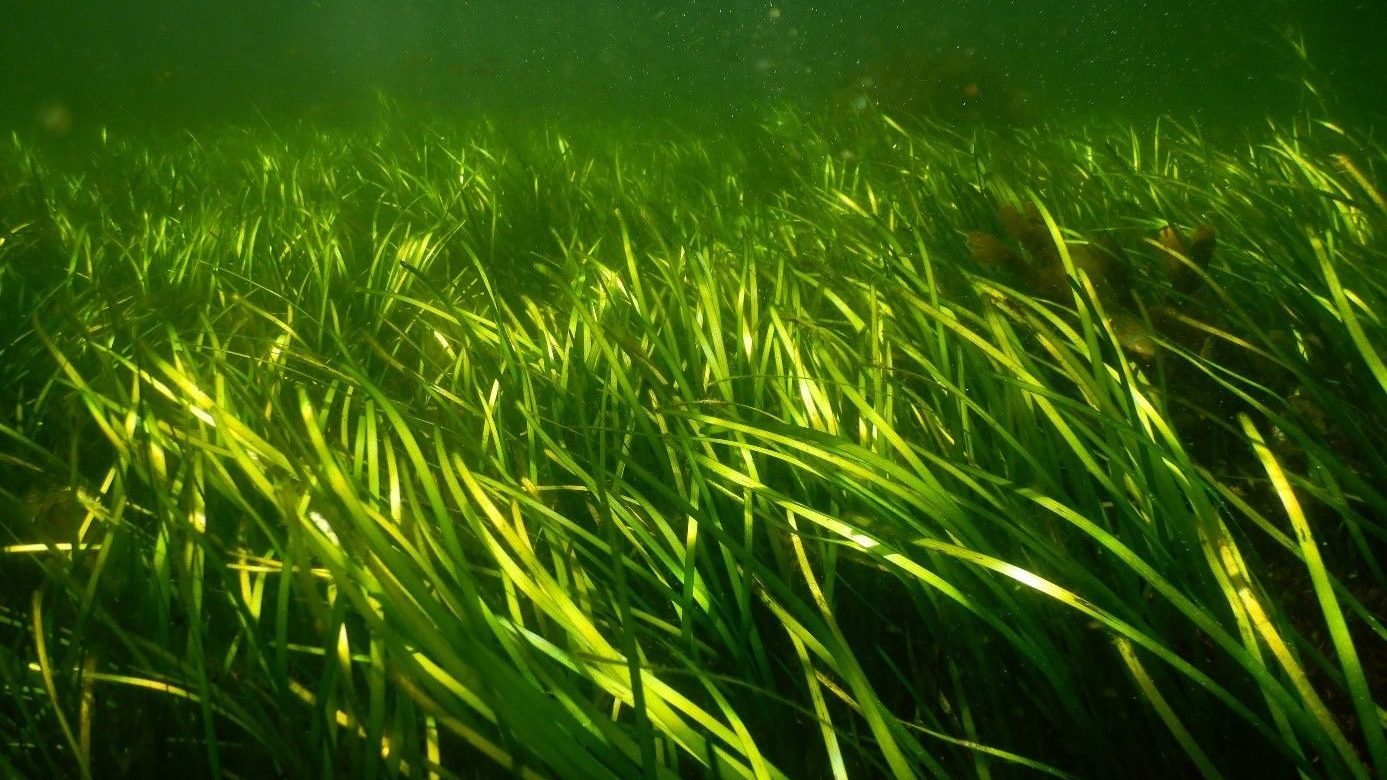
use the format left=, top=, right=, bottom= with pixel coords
left=3, top=0, right=1384, bottom=130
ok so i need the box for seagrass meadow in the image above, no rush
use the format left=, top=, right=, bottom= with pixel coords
left=1, top=105, right=1385, bottom=778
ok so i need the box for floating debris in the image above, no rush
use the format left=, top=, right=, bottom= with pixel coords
left=834, top=49, right=1031, bottom=125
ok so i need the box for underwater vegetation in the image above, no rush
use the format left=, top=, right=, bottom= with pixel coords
left=968, top=202, right=1216, bottom=362
left=0, top=104, right=1384, bottom=779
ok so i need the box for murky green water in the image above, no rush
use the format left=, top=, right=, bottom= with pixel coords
left=4, top=1, right=1384, bottom=132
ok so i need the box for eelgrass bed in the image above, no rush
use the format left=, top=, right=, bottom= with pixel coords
left=1, top=107, right=1384, bottom=779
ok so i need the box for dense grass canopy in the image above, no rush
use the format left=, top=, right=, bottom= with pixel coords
left=1, top=107, right=1384, bottom=778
